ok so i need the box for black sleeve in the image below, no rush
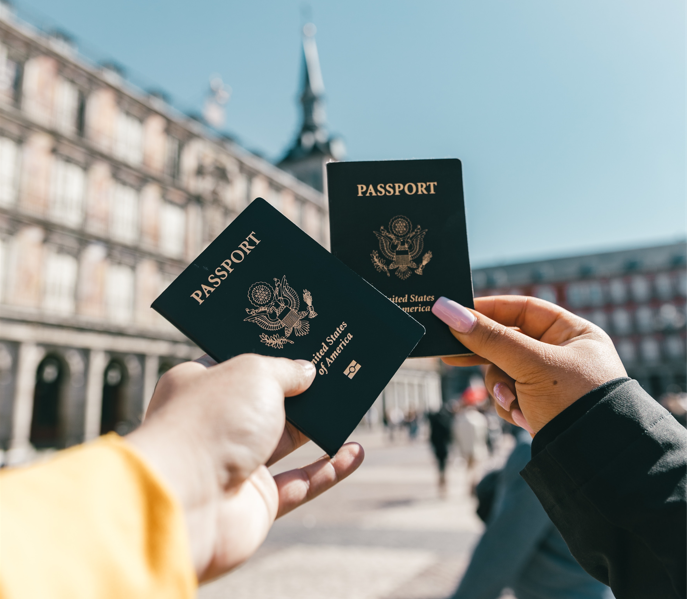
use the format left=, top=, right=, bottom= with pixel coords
left=521, top=379, right=687, bottom=599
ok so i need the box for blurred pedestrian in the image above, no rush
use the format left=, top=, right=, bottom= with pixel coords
left=453, top=394, right=489, bottom=492
left=451, top=428, right=615, bottom=599
left=404, top=409, right=419, bottom=441
left=386, top=405, right=404, bottom=442
left=428, top=405, right=453, bottom=497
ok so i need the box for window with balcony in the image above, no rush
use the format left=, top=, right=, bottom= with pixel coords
left=0, top=136, right=19, bottom=207
left=50, top=159, right=86, bottom=227
left=608, top=278, right=627, bottom=304
left=533, top=285, right=557, bottom=304
left=42, top=251, right=77, bottom=315
left=655, top=273, right=673, bottom=301
left=612, top=308, right=632, bottom=335
left=110, top=182, right=138, bottom=244
left=566, top=283, right=586, bottom=308
left=616, top=339, right=636, bottom=364
left=635, top=306, right=654, bottom=333
left=657, top=303, right=685, bottom=331
left=631, top=275, right=651, bottom=303
left=0, top=43, right=23, bottom=105
left=165, top=135, right=181, bottom=181
left=640, top=337, right=660, bottom=363
left=54, top=78, right=80, bottom=135
left=159, top=202, right=186, bottom=258
left=589, top=310, right=608, bottom=331
left=677, top=271, right=687, bottom=298
left=114, top=111, right=143, bottom=165
left=588, top=282, right=604, bottom=306
left=665, top=335, right=685, bottom=360
left=106, top=263, right=134, bottom=323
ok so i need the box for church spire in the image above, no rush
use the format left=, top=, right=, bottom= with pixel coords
left=278, top=23, right=344, bottom=192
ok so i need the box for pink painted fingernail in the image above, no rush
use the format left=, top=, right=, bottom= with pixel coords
left=511, top=408, right=534, bottom=434
left=493, top=383, right=515, bottom=410
left=432, top=297, right=477, bottom=333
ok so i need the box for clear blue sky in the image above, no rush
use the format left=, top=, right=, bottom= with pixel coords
left=17, top=0, right=686, bottom=267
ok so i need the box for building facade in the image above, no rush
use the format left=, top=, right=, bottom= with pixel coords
left=471, top=242, right=687, bottom=398
left=0, top=10, right=441, bottom=464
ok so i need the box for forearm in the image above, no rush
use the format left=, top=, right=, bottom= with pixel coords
left=0, top=435, right=195, bottom=599
left=522, top=379, right=687, bottom=599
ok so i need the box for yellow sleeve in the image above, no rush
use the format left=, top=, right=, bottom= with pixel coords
left=0, top=433, right=196, bottom=599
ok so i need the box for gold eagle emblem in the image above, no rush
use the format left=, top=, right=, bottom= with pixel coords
left=371, top=215, right=433, bottom=280
left=244, top=276, right=317, bottom=349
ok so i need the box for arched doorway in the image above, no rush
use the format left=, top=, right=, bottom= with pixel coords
left=30, top=355, right=66, bottom=448
left=100, top=360, right=128, bottom=435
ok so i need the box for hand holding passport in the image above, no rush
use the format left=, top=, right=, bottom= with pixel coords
left=147, top=157, right=475, bottom=580
left=152, top=159, right=474, bottom=456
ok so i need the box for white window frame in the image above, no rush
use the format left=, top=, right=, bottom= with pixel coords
left=0, top=136, right=19, bottom=207
left=114, top=111, right=143, bottom=165
left=54, top=77, right=79, bottom=134
left=159, top=202, right=186, bottom=258
left=42, top=250, right=78, bottom=315
left=50, top=158, right=86, bottom=227
left=110, top=182, right=139, bottom=244
left=106, top=263, right=134, bottom=323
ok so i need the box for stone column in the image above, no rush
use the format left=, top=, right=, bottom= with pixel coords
left=7, top=343, right=45, bottom=464
left=142, top=354, right=159, bottom=416
left=83, top=349, right=107, bottom=441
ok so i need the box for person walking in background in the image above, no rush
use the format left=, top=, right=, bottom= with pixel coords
left=451, top=428, right=614, bottom=599
left=453, top=389, right=489, bottom=492
left=428, top=404, right=453, bottom=497
left=404, top=409, right=419, bottom=442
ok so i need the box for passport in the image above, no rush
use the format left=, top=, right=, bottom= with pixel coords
left=327, top=158, right=474, bottom=358
left=151, top=198, right=425, bottom=456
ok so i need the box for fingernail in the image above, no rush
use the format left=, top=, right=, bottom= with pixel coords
left=295, top=359, right=316, bottom=377
left=511, top=408, right=534, bottom=434
left=432, top=297, right=477, bottom=333
left=493, top=383, right=515, bottom=410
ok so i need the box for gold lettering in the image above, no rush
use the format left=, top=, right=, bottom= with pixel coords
left=394, top=183, right=403, bottom=195
left=376, top=183, right=387, bottom=196
left=215, top=267, right=228, bottom=280
left=231, top=250, right=245, bottom=263
left=365, top=185, right=377, bottom=196
left=246, top=231, right=261, bottom=245
left=386, top=183, right=394, bottom=195
left=357, top=184, right=366, bottom=196
left=191, top=291, right=204, bottom=305
left=427, top=182, right=438, bottom=194
left=208, top=274, right=221, bottom=287
left=201, top=284, right=215, bottom=297
left=417, top=182, right=427, bottom=194
left=221, top=259, right=234, bottom=273
left=238, top=241, right=254, bottom=254
left=405, top=182, right=416, bottom=195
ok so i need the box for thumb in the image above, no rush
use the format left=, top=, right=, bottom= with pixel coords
left=265, top=357, right=317, bottom=397
left=432, top=297, right=549, bottom=380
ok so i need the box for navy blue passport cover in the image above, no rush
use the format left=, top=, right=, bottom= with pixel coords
left=151, top=198, right=425, bottom=456
left=327, top=158, right=474, bottom=357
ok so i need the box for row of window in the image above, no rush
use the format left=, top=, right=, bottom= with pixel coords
left=0, top=236, right=173, bottom=325
left=0, top=42, right=182, bottom=176
left=525, top=274, right=687, bottom=308
left=616, top=335, right=685, bottom=365
left=0, top=136, right=187, bottom=257
left=578, top=303, right=686, bottom=336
